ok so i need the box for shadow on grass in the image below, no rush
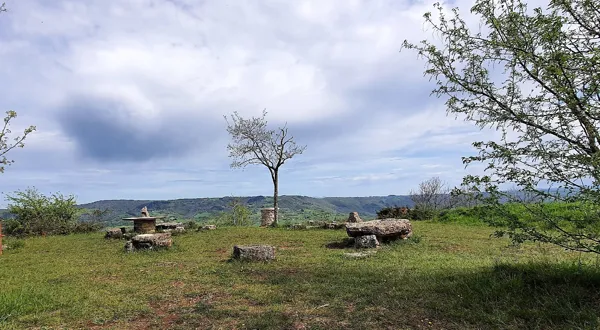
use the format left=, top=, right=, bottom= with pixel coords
left=182, top=260, right=600, bottom=329
left=324, top=237, right=355, bottom=249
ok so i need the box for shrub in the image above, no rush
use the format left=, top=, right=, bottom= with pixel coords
left=3, top=187, right=78, bottom=237
left=184, top=220, right=199, bottom=230
left=215, top=199, right=254, bottom=226
left=72, top=221, right=103, bottom=234
left=408, top=205, right=435, bottom=221
left=376, top=205, right=436, bottom=221
left=376, top=206, right=411, bottom=219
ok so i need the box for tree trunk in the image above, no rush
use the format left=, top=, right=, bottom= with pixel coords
left=272, top=170, right=278, bottom=227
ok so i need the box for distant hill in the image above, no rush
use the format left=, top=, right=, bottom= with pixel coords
left=0, top=195, right=413, bottom=225
left=76, top=195, right=414, bottom=220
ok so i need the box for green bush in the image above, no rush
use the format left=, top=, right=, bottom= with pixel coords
left=72, top=221, right=103, bottom=234
left=184, top=220, right=199, bottom=230
left=3, top=187, right=79, bottom=237
left=215, top=199, right=254, bottom=226
left=376, top=206, right=411, bottom=219
left=376, top=205, right=436, bottom=221
left=409, top=205, right=435, bottom=220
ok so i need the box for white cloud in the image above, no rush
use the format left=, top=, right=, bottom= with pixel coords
left=0, top=0, right=509, bottom=205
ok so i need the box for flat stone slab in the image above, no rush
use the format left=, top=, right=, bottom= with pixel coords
left=346, top=219, right=413, bottom=240
left=156, top=222, right=185, bottom=233
left=343, top=250, right=377, bottom=259
left=232, top=245, right=275, bottom=261
left=156, top=222, right=183, bottom=228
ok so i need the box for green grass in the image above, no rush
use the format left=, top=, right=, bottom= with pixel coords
left=1, top=222, right=600, bottom=329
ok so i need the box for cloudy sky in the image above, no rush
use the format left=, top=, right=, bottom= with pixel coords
left=0, top=0, right=504, bottom=205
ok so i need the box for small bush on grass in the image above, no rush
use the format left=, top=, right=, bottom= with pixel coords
left=184, top=220, right=199, bottom=230
left=3, top=187, right=78, bottom=237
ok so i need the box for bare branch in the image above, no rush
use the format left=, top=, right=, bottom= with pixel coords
left=224, top=109, right=306, bottom=226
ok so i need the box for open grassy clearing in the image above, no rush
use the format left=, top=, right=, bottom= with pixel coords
left=1, top=222, right=600, bottom=329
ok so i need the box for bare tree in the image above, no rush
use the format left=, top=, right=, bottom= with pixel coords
left=448, top=185, right=480, bottom=208
left=225, top=109, right=306, bottom=226
left=409, top=176, right=451, bottom=211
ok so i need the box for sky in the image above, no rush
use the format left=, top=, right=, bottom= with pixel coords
left=0, top=0, right=514, bottom=206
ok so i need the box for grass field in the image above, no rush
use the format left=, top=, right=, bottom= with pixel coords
left=1, top=222, right=600, bottom=329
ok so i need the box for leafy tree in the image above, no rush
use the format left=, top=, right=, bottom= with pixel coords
left=403, top=0, right=600, bottom=253
left=225, top=110, right=306, bottom=226
left=1, top=106, right=36, bottom=174
left=3, top=187, right=78, bottom=236
left=215, top=198, right=253, bottom=226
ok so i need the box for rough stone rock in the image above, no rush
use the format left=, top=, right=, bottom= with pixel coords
left=323, top=222, right=345, bottom=230
left=105, top=228, right=123, bottom=239
left=354, top=235, right=379, bottom=249
left=290, top=224, right=307, bottom=230
left=232, top=245, right=275, bottom=261
left=124, top=241, right=134, bottom=253
left=347, top=212, right=362, bottom=223
left=345, top=219, right=413, bottom=241
left=141, top=206, right=150, bottom=217
left=125, top=233, right=172, bottom=252
left=199, top=225, right=216, bottom=231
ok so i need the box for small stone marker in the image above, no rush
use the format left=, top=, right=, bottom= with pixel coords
left=347, top=212, right=362, bottom=223
left=141, top=206, right=150, bottom=217
left=324, top=222, right=345, bottom=229
left=232, top=245, right=275, bottom=261
left=105, top=228, right=123, bottom=239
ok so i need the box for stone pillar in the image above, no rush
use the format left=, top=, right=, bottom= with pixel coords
left=134, top=219, right=156, bottom=234
left=260, top=208, right=276, bottom=227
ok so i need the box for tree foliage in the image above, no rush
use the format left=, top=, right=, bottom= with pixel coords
left=1, top=105, right=36, bottom=174
left=403, top=0, right=600, bottom=253
left=225, top=109, right=306, bottom=226
left=3, top=187, right=79, bottom=236
left=216, top=198, right=254, bottom=226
